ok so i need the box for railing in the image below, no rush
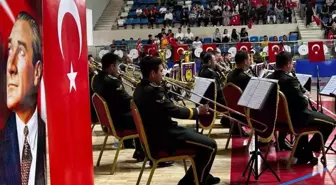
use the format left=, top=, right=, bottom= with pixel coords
left=95, top=39, right=336, bottom=62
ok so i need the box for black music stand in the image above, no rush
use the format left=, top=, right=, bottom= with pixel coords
left=238, top=78, right=281, bottom=185
left=325, top=94, right=336, bottom=154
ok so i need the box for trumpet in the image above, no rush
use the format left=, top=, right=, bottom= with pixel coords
left=163, top=76, right=195, bottom=90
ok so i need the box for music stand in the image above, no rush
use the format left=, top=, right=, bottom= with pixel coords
left=325, top=92, right=336, bottom=153
left=238, top=78, right=281, bottom=184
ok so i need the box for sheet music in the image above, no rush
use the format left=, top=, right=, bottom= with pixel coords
left=321, top=75, right=336, bottom=95
left=248, top=80, right=273, bottom=109
left=238, top=77, right=277, bottom=110
left=238, top=78, right=259, bottom=107
left=295, top=73, right=312, bottom=87
left=190, top=77, right=215, bottom=103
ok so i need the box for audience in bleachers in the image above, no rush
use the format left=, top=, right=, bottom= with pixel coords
left=120, top=0, right=297, bottom=29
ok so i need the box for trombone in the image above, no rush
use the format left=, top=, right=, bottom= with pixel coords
left=162, top=77, right=268, bottom=133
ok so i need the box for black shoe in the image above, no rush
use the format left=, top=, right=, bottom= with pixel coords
left=279, top=142, right=292, bottom=151
left=123, top=140, right=135, bottom=149
left=132, top=150, right=145, bottom=162
left=149, top=160, right=174, bottom=167
left=205, top=174, right=220, bottom=185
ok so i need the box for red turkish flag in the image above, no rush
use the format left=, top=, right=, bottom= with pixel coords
left=136, top=39, right=142, bottom=56
left=308, top=41, right=325, bottom=62
left=250, top=0, right=259, bottom=7
left=236, top=42, right=251, bottom=52
left=43, top=0, right=94, bottom=184
left=248, top=18, right=253, bottom=29
left=268, top=43, right=284, bottom=63
left=167, top=33, right=177, bottom=47
left=313, top=15, right=321, bottom=25
left=173, top=44, right=189, bottom=62
left=150, top=42, right=158, bottom=56
left=143, top=45, right=152, bottom=54
left=202, top=43, right=217, bottom=52
left=230, top=15, right=240, bottom=25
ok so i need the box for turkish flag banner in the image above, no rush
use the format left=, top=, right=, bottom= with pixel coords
left=230, top=15, right=240, bottom=26
left=268, top=43, right=284, bottom=63
left=308, top=41, right=325, bottom=62
left=173, top=44, right=189, bottom=62
left=167, top=33, right=177, bottom=47
left=236, top=42, right=252, bottom=52
left=202, top=43, right=217, bottom=52
left=313, top=15, right=321, bottom=25
left=150, top=42, right=158, bottom=56
left=43, top=0, right=94, bottom=184
left=143, top=45, right=152, bottom=54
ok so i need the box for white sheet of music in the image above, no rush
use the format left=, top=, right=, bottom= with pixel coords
left=321, top=75, right=336, bottom=95
left=190, top=77, right=215, bottom=103
left=238, top=78, right=259, bottom=107
left=295, top=73, right=312, bottom=87
left=248, top=80, right=273, bottom=109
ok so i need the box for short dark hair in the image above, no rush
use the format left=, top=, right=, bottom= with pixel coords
left=17, top=11, right=42, bottom=66
left=275, top=51, right=293, bottom=68
left=235, top=50, right=249, bottom=64
left=212, top=50, right=221, bottom=55
left=203, top=53, right=213, bottom=64
left=140, top=56, right=162, bottom=78
left=88, top=54, right=93, bottom=60
left=223, top=52, right=230, bottom=57
left=102, top=53, right=120, bottom=70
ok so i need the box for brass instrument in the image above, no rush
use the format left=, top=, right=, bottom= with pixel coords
left=159, top=49, right=167, bottom=63
left=163, top=76, right=195, bottom=90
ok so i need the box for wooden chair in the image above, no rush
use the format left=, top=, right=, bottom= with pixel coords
left=130, top=100, right=199, bottom=185
left=222, top=83, right=253, bottom=150
left=92, top=93, right=139, bottom=174
left=275, top=91, right=327, bottom=169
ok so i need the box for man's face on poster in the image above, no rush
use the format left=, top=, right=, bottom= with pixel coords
left=7, top=19, right=40, bottom=111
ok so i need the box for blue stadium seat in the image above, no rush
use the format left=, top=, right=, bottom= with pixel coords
left=259, top=36, right=264, bottom=41
left=128, top=11, right=136, bottom=17
left=132, top=18, right=141, bottom=25
left=250, top=36, right=259, bottom=42
left=203, top=37, right=212, bottom=43
left=156, top=18, right=164, bottom=24
left=141, top=40, right=148, bottom=44
left=269, top=36, right=274, bottom=41
left=289, top=35, right=298, bottom=41
left=115, top=40, right=122, bottom=45
left=141, top=18, right=149, bottom=24
left=124, top=19, right=133, bottom=25
left=279, top=36, right=283, bottom=41
left=125, top=40, right=130, bottom=44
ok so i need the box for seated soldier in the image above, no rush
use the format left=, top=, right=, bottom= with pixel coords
left=267, top=51, right=335, bottom=164
left=92, top=53, right=145, bottom=161
left=226, top=50, right=252, bottom=91
left=134, top=56, right=220, bottom=185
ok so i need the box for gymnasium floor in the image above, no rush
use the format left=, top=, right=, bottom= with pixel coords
left=92, top=91, right=336, bottom=185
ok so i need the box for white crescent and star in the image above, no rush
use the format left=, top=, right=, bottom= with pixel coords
left=57, top=0, right=82, bottom=93
left=272, top=45, right=280, bottom=54
left=206, top=47, right=213, bottom=51
left=312, top=44, right=320, bottom=54
left=177, top=47, right=185, bottom=54
left=240, top=46, right=248, bottom=51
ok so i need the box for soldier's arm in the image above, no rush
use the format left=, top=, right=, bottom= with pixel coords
left=155, top=90, right=198, bottom=119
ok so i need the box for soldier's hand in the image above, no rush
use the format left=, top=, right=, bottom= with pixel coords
left=198, top=104, right=210, bottom=115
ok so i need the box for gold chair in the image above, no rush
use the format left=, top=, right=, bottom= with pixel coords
left=92, top=93, right=139, bottom=174
left=275, top=91, right=327, bottom=169
left=130, top=100, right=199, bottom=185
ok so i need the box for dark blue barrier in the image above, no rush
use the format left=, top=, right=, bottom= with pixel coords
left=295, top=59, right=336, bottom=77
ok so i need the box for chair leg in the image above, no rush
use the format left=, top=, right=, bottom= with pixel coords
left=225, top=122, right=235, bottom=150
left=136, top=157, right=148, bottom=185
left=274, top=131, right=280, bottom=152
left=207, top=128, right=213, bottom=137
left=183, top=159, right=188, bottom=173
left=190, top=158, right=200, bottom=185
left=287, top=134, right=302, bottom=169
left=318, top=133, right=327, bottom=167
left=111, top=139, right=124, bottom=175
left=97, top=135, right=108, bottom=166
left=146, top=161, right=158, bottom=185
left=91, top=124, right=96, bottom=131
left=238, top=123, right=243, bottom=137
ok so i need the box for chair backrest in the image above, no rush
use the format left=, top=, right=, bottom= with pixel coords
left=198, top=81, right=217, bottom=129
left=92, top=93, right=119, bottom=138
left=276, top=91, right=296, bottom=134
left=130, top=100, right=154, bottom=160
left=222, top=83, right=245, bottom=115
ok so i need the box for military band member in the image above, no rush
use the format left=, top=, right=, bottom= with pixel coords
left=133, top=56, right=220, bottom=185
left=267, top=51, right=335, bottom=164
left=226, top=50, right=251, bottom=91
left=92, top=53, right=145, bottom=161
